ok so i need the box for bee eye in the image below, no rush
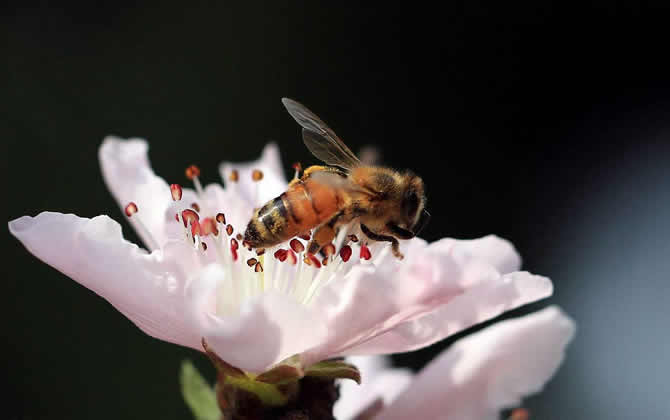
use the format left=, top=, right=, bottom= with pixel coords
left=403, top=190, right=419, bottom=219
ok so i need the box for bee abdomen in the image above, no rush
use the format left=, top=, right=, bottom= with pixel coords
left=244, top=195, right=291, bottom=248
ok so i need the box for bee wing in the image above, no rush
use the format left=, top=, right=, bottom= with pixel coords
left=282, top=98, right=361, bottom=171
left=307, top=170, right=376, bottom=197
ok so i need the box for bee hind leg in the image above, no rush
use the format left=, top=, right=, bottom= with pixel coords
left=360, top=224, right=403, bottom=260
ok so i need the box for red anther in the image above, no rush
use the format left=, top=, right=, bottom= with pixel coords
left=242, top=240, right=253, bottom=251
left=290, top=238, right=305, bottom=253
left=190, top=220, right=201, bottom=237
left=348, top=234, right=359, bottom=243
left=181, top=209, right=200, bottom=228
left=299, top=232, right=311, bottom=241
left=200, top=242, right=208, bottom=251
left=230, top=238, right=239, bottom=250
left=274, top=249, right=288, bottom=262
left=322, top=243, right=336, bottom=257
left=175, top=213, right=179, bottom=222
left=292, top=162, right=302, bottom=172
left=226, top=224, right=234, bottom=236
left=340, top=245, right=352, bottom=262
left=231, top=247, right=239, bottom=261
left=185, top=165, right=201, bottom=180
left=251, top=169, right=264, bottom=181
left=254, top=262, right=264, bottom=272
left=124, top=202, right=138, bottom=217
left=216, top=213, right=226, bottom=224
left=256, top=248, right=265, bottom=256
left=201, top=218, right=219, bottom=236
left=508, top=408, right=529, bottom=420
left=287, top=249, right=297, bottom=265
left=246, top=258, right=258, bottom=267
left=360, top=245, right=372, bottom=260
left=236, top=233, right=243, bottom=241
left=186, top=165, right=200, bottom=179
left=322, top=257, right=329, bottom=266
left=170, top=184, right=183, bottom=201
left=191, top=203, right=200, bottom=212
left=303, top=253, right=321, bottom=268
left=229, top=169, right=239, bottom=182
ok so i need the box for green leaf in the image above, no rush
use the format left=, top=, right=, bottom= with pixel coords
left=180, top=360, right=221, bottom=420
left=305, top=360, right=361, bottom=384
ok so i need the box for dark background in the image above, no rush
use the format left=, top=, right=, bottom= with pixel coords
left=3, top=2, right=670, bottom=419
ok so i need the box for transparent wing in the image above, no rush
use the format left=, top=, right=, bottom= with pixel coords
left=307, top=170, right=377, bottom=198
left=282, top=98, right=361, bottom=170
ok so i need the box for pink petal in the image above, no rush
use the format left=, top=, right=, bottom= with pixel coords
left=335, top=356, right=412, bottom=420
left=302, top=235, right=550, bottom=363
left=346, top=271, right=553, bottom=355
left=199, top=264, right=328, bottom=373
left=377, top=306, right=575, bottom=420
left=428, top=234, right=522, bottom=274
left=302, top=241, right=499, bottom=365
left=218, top=143, right=288, bottom=209
left=9, top=212, right=202, bottom=350
left=99, top=137, right=171, bottom=250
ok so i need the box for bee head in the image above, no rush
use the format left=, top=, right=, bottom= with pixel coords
left=385, top=172, right=429, bottom=239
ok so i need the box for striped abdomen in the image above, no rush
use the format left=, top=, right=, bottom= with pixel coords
left=244, top=177, right=341, bottom=248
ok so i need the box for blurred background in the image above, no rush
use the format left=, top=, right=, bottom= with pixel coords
left=3, top=2, right=670, bottom=419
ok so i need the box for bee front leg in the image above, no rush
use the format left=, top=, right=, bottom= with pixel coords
left=360, top=223, right=403, bottom=260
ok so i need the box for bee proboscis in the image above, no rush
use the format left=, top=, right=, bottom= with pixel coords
left=243, top=98, right=430, bottom=260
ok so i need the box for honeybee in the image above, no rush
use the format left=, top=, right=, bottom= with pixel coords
left=243, top=98, right=430, bottom=260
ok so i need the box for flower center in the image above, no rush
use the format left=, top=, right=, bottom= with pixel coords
left=125, top=164, right=379, bottom=317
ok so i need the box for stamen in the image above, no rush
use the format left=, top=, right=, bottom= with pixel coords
left=290, top=239, right=305, bottom=253
left=124, top=202, right=138, bottom=217
left=186, top=165, right=205, bottom=201
left=292, top=162, right=302, bottom=179
left=170, top=184, right=183, bottom=201
left=508, top=409, right=529, bottom=420
left=226, top=224, right=234, bottom=236
left=340, top=245, right=352, bottom=262
left=236, top=233, right=243, bottom=241
left=185, top=165, right=201, bottom=180
left=274, top=249, right=288, bottom=262
left=322, top=243, right=336, bottom=257
left=303, top=253, right=321, bottom=268
left=242, top=240, right=253, bottom=251
left=181, top=209, right=200, bottom=228
left=360, top=245, right=372, bottom=260
left=348, top=234, right=359, bottom=243
left=322, top=257, right=329, bottom=266
left=286, top=249, right=297, bottom=265
left=200, top=242, right=208, bottom=251
left=254, top=262, right=264, bottom=272
left=230, top=238, right=239, bottom=261
left=247, top=258, right=258, bottom=267
left=255, top=248, right=265, bottom=256
left=124, top=202, right=159, bottom=251
left=229, top=169, right=239, bottom=182
left=299, top=232, right=311, bottom=241
left=251, top=169, right=264, bottom=181
left=191, top=203, right=200, bottom=212
left=201, top=218, right=219, bottom=236
left=216, top=213, right=226, bottom=224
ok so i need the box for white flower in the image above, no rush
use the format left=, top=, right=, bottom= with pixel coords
left=336, top=306, right=575, bottom=420
left=9, top=137, right=554, bottom=373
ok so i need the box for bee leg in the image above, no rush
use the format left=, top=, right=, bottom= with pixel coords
left=308, top=211, right=344, bottom=255
left=386, top=222, right=415, bottom=240
left=360, top=224, right=404, bottom=260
